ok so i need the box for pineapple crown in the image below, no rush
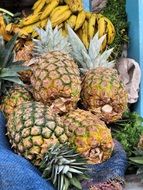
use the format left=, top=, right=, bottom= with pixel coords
left=40, top=143, right=88, bottom=190
left=33, top=20, right=71, bottom=56
left=67, top=25, right=115, bottom=72
left=0, top=35, right=28, bottom=95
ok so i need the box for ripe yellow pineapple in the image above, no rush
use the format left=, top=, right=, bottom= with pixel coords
left=7, top=102, right=114, bottom=166
left=29, top=21, right=81, bottom=111
left=68, top=26, right=128, bottom=123
left=1, top=85, right=32, bottom=119
left=61, top=109, right=114, bottom=164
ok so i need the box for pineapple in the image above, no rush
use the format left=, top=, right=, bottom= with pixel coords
left=15, top=40, right=34, bottom=84
left=0, top=34, right=28, bottom=101
left=7, top=101, right=69, bottom=166
left=1, top=85, right=32, bottom=118
left=7, top=102, right=113, bottom=166
left=61, top=109, right=114, bottom=164
left=29, top=21, right=81, bottom=111
left=67, top=26, right=128, bottom=123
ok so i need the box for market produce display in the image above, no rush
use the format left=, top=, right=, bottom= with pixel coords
left=0, top=0, right=142, bottom=190
left=2, top=0, right=115, bottom=50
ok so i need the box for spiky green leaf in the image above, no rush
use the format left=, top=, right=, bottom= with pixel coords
left=70, top=177, right=82, bottom=190
left=89, top=33, right=105, bottom=63
left=130, top=157, right=143, bottom=165
left=67, top=25, right=115, bottom=71
left=63, top=177, right=70, bottom=190
left=33, top=20, right=71, bottom=55
left=2, top=76, right=24, bottom=85
left=40, top=144, right=88, bottom=190
left=2, top=34, right=18, bottom=68
left=67, top=25, right=87, bottom=67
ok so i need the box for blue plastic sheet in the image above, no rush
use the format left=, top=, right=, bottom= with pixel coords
left=0, top=111, right=127, bottom=190
left=0, top=112, right=55, bottom=190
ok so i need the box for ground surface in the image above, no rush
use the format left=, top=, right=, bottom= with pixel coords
left=124, top=175, right=143, bottom=190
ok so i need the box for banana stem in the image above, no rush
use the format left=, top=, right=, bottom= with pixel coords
left=0, top=8, right=14, bottom=17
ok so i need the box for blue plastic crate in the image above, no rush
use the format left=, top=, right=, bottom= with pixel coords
left=83, top=0, right=91, bottom=11
left=126, top=0, right=143, bottom=116
left=83, top=0, right=143, bottom=116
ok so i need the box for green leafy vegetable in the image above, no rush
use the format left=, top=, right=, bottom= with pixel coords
left=102, top=0, right=128, bottom=59
left=111, top=111, right=143, bottom=157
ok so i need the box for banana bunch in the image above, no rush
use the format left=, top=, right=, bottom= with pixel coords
left=64, top=0, right=83, bottom=13
left=74, top=12, right=116, bottom=49
left=7, top=0, right=115, bottom=49
left=0, top=15, right=12, bottom=41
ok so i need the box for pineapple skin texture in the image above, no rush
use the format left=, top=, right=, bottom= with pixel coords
left=81, top=67, right=128, bottom=123
left=7, top=102, right=113, bottom=166
left=7, top=101, right=68, bottom=166
left=62, top=109, right=114, bottom=164
left=30, top=51, right=81, bottom=110
left=15, top=42, right=34, bottom=84
left=1, top=86, right=32, bottom=119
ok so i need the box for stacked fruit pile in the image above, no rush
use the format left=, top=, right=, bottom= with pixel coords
left=3, top=0, right=115, bottom=50
left=0, top=20, right=127, bottom=189
left=0, top=0, right=142, bottom=190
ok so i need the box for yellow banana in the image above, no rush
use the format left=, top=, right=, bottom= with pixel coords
left=86, top=12, right=92, bottom=19
left=40, top=18, right=48, bottom=28
left=51, top=9, right=72, bottom=27
left=5, top=23, right=13, bottom=33
left=76, top=28, right=83, bottom=40
left=74, top=10, right=86, bottom=31
left=5, top=23, right=21, bottom=34
left=88, top=13, right=97, bottom=39
left=97, top=17, right=107, bottom=38
left=19, top=22, right=41, bottom=37
left=97, top=13, right=104, bottom=19
left=50, top=5, right=69, bottom=19
left=82, top=20, right=89, bottom=49
left=103, top=17, right=116, bottom=44
left=67, top=15, right=77, bottom=28
left=58, top=23, right=64, bottom=29
left=62, top=29, right=68, bottom=37
left=46, top=0, right=52, bottom=3
left=40, top=0, right=60, bottom=20
left=0, top=15, right=12, bottom=41
left=19, top=13, right=41, bottom=27
left=32, top=30, right=38, bottom=38
left=64, top=0, right=83, bottom=13
left=32, top=0, right=42, bottom=10
left=60, top=26, right=68, bottom=37
left=33, top=0, right=47, bottom=14
left=101, top=35, right=107, bottom=51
